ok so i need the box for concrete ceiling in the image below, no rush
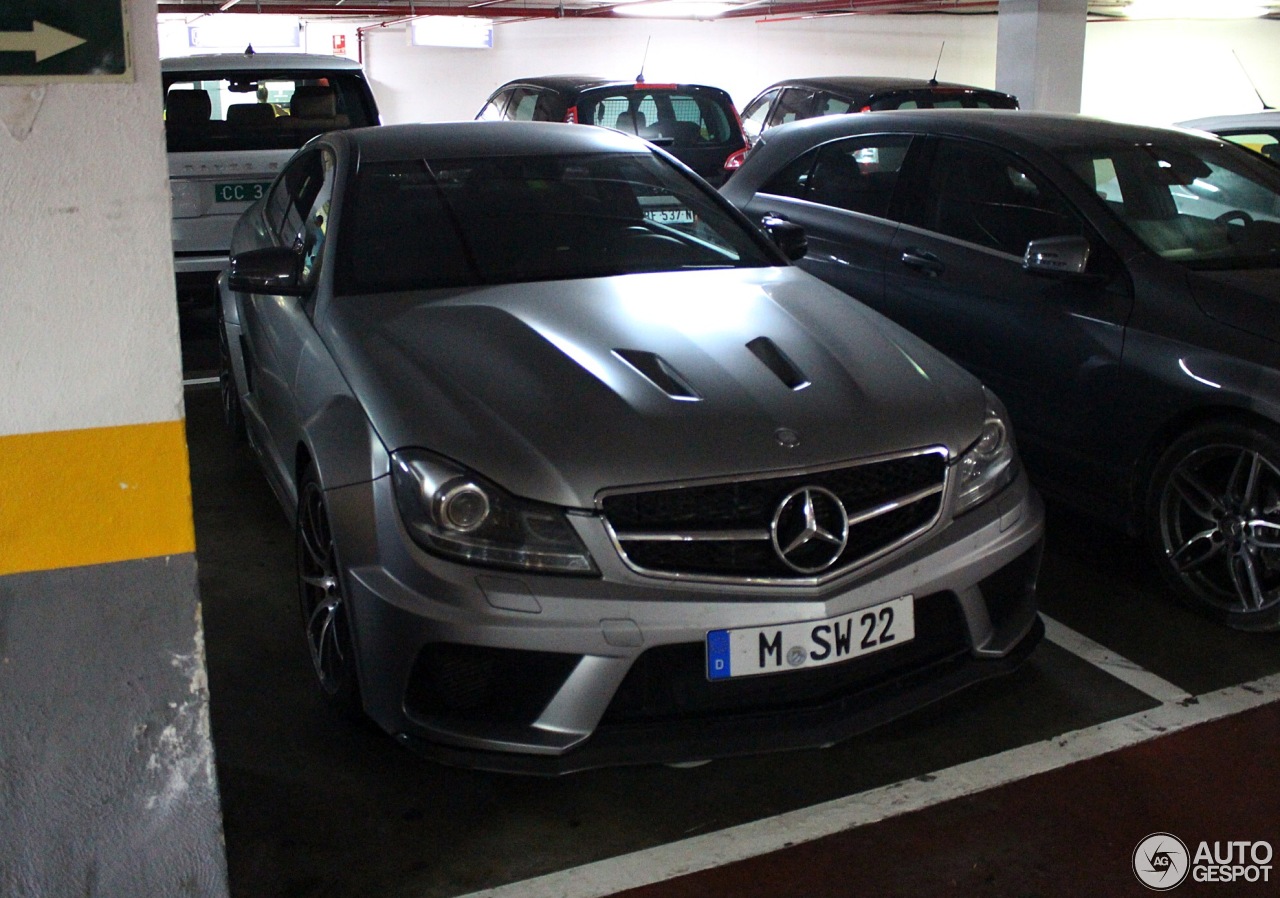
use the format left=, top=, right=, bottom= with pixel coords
left=155, top=1, right=1280, bottom=25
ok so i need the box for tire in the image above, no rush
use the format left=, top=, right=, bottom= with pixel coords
left=217, top=309, right=246, bottom=442
left=1147, top=421, right=1280, bottom=631
left=296, top=468, right=363, bottom=716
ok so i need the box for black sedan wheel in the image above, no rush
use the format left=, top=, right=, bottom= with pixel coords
left=1150, top=422, right=1280, bottom=631
left=297, top=470, right=362, bottom=714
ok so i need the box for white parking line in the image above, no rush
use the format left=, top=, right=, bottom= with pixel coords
left=183, top=376, right=218, bottom=388
left=1041, top=613, right=1193, bottom=704
left=456, top=661, right=1280, bottom=898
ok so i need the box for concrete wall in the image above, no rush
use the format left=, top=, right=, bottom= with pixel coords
left=275, top=13, right=1280, bottom=127
left=0, top=1, right=229, bottom=895
left=347, top=15, right=1004, bottom=123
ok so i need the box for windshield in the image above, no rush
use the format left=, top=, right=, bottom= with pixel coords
left=163, top=70, right=377, bottom=153
left=1059, top=141, right=1280, bottom=270
left=335, top=151, right=777, bottom=295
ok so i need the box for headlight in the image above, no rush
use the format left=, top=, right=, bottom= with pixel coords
left=390, top=449, right=598, bottom=575
left=953, top=389, right=1019, bottom=515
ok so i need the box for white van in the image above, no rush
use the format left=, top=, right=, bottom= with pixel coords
left=163, top=50, right=380, bottom=309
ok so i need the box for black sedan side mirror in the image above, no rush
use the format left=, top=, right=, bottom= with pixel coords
left=760, top=215, right=808, bottom=262
left=1023, top=235, right=1091, bottom=278
left=228, top=246, right=306, bottom=296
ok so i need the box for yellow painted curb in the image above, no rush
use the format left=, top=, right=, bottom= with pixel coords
left=0, top=421, right=195, bottom=576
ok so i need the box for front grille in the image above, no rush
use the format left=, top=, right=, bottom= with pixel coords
left=600, top=449, right=947, bottom=583
left=600, top=591, right=967, bottom=725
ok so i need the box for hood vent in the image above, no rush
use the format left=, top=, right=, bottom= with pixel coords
left=613, top=349, right=702, bottom=401
left=747, top=337, right=810, bottom=391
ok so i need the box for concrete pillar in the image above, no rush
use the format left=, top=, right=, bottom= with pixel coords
left=996, top=0, right=1089, bottom=112
left=0, top=1, right=231, bottom=895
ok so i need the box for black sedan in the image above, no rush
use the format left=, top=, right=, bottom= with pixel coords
left=723, top=109, right=1280, bottom=631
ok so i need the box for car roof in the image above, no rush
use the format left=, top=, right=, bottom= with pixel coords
left=493, top=75, right=730, bottom=95
left=756, top=108, right=1221, bottom=154
left=1178, top=111, right=1280, bottom=132
left=161, top=52, right=366, bottom=74
left=756, top=76, right=1013, bottom=97
left=330, top=120, right=651, bottom=163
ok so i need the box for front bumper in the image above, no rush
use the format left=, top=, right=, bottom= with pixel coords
left=331, top=469, right=1045, bottom=774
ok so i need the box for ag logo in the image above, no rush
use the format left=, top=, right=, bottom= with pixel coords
left=1133, top=833, right=1190, bottom=890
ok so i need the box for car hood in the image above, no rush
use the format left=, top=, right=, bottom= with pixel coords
left=323, top=268, right=985, bottom=508
left=1188, top=267, right=1280, bottom=344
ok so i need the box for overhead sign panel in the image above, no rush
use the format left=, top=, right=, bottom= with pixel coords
left=0, top=1, right=131, bottom=83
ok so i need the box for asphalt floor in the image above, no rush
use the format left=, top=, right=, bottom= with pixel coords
left=182, top=378, right=1279, bottom=898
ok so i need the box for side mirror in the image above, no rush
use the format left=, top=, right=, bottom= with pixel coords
left=228, top=246, right=306, bottom=296
left=1023, top=235, right=1091, bottom=278
left=761, top=214, right=808, bottom=262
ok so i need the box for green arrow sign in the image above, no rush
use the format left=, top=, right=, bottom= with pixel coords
left=0, top=1, right=131, bottom=83
left=0, top=21, right=87, bottom=63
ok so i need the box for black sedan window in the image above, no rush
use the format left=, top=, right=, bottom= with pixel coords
left=906, top=139, right=1084, bottom=255
left=761, top=134, right=912, bottom=220
left=1059, top=143, right=1280, bottom=269
left=335, top=152, right=775, bottom=295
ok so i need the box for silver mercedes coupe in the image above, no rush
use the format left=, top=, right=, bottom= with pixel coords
left=217, top=121, right=1044, bottom=773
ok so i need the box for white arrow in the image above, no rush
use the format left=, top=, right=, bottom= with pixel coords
left=0, top=21, right=87, bottom=63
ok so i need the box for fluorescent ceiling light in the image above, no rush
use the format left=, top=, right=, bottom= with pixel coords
left=1123, top=0, right=1268, bottom=18
left=187, top=14, right=301, bottom=50
left=616, top=1, right=736, bottom=18
left=410, top=17, right=494, bottom=49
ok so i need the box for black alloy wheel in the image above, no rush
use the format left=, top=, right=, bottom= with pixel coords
left=297, top=469, right=363, bottom=715
left=217, top=309, right=246, bottom=441
left=1150, top=422, right=1280, bottom=631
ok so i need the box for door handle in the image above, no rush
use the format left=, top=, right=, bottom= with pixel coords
left=900, top=249, right=945, bottom=278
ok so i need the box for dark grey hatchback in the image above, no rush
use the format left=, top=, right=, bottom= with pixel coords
left=723, top=109, right=1280, bottom=631
left=739, top=76, right=1018, bottom=146
left=476, top=76, right=748, bottom=185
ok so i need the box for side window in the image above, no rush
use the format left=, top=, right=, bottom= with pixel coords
left=506, top=88, right=542, bottom=121
left=761, top=135, right=913, bottom=221
left=815, top=94, right=855, bottom=116
left=477, top=89, right=512, bottom=121
left=531, top=92, right=563, bottom=122
left=909, top=139, right=1085, bottom=255
left=265, top=173, right=294, bottom=237
left=769, top=88, right=815, bottom=127
left=1220, top=132, right=1280, bottom=162
left=868, top=94, right=916, bottom=111
left=275, top=149, right=336, bottom=287
left=761, top=147, right=820, bottom=200
left=741, top=89, right=779, bottom=143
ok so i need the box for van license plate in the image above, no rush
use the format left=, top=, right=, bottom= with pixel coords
left=215, top=182, right=270, bottom=203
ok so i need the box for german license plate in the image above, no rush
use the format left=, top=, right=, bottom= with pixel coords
left=214, top=181, right=270, bottom=203
left=706, top=596, right=914, bottom=681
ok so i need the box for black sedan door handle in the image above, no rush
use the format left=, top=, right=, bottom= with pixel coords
left=900, top=249, right=945, bottom=278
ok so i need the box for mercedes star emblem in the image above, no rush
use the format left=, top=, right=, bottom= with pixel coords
left=771, top=486, right=850, bottom=574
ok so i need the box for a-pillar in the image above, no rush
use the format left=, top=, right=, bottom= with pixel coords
left=996, top=0, right=1090, bottom=112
